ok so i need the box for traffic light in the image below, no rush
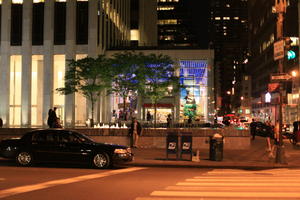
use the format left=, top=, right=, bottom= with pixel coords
left=285, top=37, right=296, bottom=60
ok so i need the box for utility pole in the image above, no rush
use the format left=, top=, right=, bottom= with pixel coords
left=274, top=0, right=287, bottom=164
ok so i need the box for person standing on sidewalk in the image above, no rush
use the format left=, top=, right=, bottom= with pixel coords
left=129, top=118, right=142, bottom=148
left=250, top=119, right=257, bottom=140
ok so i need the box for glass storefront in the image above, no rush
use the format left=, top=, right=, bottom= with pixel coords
left=9, top=56, right=22, bottom=126
left=53, top=55, right=65, bottom=125
left=75, top=54, right=87, bottom=126
left=31, top=55, right=44, bottom=126
left=179, top=60, right=208, bottom=122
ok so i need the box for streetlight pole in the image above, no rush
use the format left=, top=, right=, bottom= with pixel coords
left=274, top=0, right=287, bottom=164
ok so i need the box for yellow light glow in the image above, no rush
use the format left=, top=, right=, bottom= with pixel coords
left=291, top=70, right=297, bottom=77
left=33, top=0, right=44, bottom=3
left=130, top=29, right=139, bottom=41
left=12, top=0, right=23, bottom=4
left=55, top=0, right=66, bottom=2
left=0, top=0, right=2, bottom=5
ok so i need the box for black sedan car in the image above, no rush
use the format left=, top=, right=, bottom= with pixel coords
left=0, top=129, right=133, bottom=169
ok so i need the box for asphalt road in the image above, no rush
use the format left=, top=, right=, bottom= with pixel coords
left=1, top=159, right=300, bottom=200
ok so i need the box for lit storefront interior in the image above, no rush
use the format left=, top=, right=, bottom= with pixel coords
left=31, top=55, right=44, bottom=126
left=9, top=56, right=22, bottom=126
left=75, top=54, right=87, bottom=126
left=179, top=60, right=208, bottom=122
left=53, top=55, right=65, bottom=125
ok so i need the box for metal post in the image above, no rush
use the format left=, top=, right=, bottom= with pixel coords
left=275, top=0, right=287, bottom=164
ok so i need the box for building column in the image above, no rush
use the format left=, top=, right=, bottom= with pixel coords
left=88, top=0, right=100, bottom=123
left=43, top=0, right=54, bottom=127
left=0, top=1, right=11, bottom=127
left=65, top=0, right=76, bottom=127
left=21, top=0, right=33, bottom=127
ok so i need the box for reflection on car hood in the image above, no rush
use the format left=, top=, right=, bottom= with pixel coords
left=91, top=141, right=128, bottom=149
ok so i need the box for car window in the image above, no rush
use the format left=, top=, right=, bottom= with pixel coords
left=59, top=132, right=80, bottom=143
left=32, top=132, right=47, bottom=142
left=46, top=132, right=59, bottom=143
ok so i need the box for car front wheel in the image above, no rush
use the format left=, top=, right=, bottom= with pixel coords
left=16, top=151, right=33, bottom=166
left=92, top=152, right=111, bottom=169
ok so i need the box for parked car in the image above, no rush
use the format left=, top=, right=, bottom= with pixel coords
left=0, top=129, right=133, bottom=169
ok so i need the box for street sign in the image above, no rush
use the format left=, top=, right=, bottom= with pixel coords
left=270, top=73, right=292, bottom=82
left=274, top=40, right=284, bottom=60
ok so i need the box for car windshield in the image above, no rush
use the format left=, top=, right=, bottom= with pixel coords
left=74, top=132, right=95, bottom=143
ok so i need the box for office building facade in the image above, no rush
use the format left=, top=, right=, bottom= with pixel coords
left=0, top=0, right=131, bottom=127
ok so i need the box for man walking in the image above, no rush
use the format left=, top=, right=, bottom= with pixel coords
left=129, top=118, right=142, bottom=148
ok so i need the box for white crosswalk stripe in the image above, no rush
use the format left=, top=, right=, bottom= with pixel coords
left=135, top=169, right=300, bottom=200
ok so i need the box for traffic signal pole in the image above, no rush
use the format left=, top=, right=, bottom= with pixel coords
left=275, top=0, right=287, bottom=164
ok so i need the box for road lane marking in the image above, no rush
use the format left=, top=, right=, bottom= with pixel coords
left=165, top=186, right=300, bottom=192
left=151, top=191, right=300, bottom=198
left=0, top=167, right=146, bottom=199
left=186, top=178, right=300, bottom=182
left=177, top=182, right=300, bottom=186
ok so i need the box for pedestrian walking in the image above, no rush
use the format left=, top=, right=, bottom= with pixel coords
left=128, top=118, right=142, bottom=148
left=250, top=119, right=257, bottom=140
left=265, top=121, right=274, bottom=152
left=147, top=111, right=151, bottom=122
left=166, top=114, right=172, bottom=128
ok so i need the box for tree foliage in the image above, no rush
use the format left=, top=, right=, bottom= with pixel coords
left=140, top=54, right=181, bottom=126
left=56, top=55, right=112, bottom=126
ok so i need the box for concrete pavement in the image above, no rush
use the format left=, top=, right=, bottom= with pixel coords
left=129, top=137, right=300, bottom=169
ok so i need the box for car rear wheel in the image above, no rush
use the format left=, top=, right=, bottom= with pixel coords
left=16, top=151, right=33, bottom=166
left=92, top=152, right=111, bottom=169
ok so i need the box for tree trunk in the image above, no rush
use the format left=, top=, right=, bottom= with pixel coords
left=123, top=96, right=127, bottom=121
left=90, top=99, right=95, bottom=127
left=154, top=100, right=157, bottom=128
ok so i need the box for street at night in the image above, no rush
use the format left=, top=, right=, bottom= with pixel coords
left=1, top=161, right=300, bottom=200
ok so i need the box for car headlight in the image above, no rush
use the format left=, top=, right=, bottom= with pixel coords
left=114, top=149, right=128, bottom=154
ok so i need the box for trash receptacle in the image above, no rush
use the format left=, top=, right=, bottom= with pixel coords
left=209, top=133, right=223, bottom=161
left=166, top=132, right=179, bottom=160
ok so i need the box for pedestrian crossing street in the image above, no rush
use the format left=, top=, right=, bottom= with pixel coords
left=135, top=168, right=300, bottom=200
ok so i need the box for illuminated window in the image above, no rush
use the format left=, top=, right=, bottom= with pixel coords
left=12, top=0, right=23, bottom=4
left=33, top=0, right=44, bottom=3
left=56, top=0, right=66, bottom=2
left=215, top=17, right=221, bottom=20
left=223, top=17, right=230, bottom=20
left=223, top=26, right=227, bottom=29
left=226, top=4, right=230, bottom=7
left=157, top=6, right=175, bottom=11
left=234, top=17, right=239, bottom=20
left=130, top=29, right=139, bottom=41
left=75, top=54, right=87, bottom=126
left=0, top=0, right=2, bottom=4
left=158, top=19, right=178, bottom=25
left=10, top=56, right=22, bottom=126
left=31, top=55, right=44, bottom=126
left=53, top=55, right=65, bottom=124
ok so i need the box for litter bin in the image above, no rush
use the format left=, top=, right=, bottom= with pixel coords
left=166, top=132, right=179, bottom=160
left=180, top=132, right=192, bottom=160
left=209, top=133, right=224, bottom=161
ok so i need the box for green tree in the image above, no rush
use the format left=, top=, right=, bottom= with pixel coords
left=56, top=55, right=112, bottom=127
left=140, top=54, right=181, bottom=127
left=109, top=51, right=144, bottom=120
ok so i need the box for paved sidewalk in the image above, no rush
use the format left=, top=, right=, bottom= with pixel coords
left=128, top=137, right=300, bottom=169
